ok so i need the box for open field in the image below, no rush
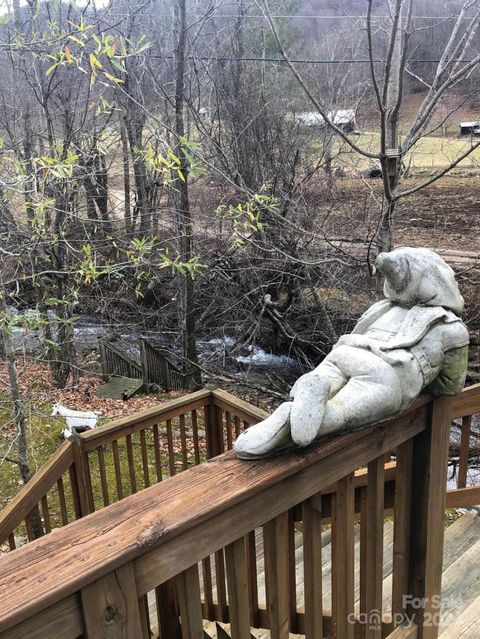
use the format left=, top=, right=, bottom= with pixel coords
left=332, top=130, right=480, bottom=173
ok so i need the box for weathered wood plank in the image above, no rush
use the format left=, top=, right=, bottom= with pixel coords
left=451, top=383, right=480, bottom=419
left=332, top=473, right=355, bottom=639
left=303, top=495, right=323, bottom=639
left=263, top=513, right=290, bottom=639
left=407, top=396, right=452, bottom=639
left=385, top=624, right=418, bottom=639
left=215, top=549, right=228, bottom=622
left=0, top=596, right=83, bottom=639
left=176, top=565, right=204, bottom=639
left=364, top=458, right=384, bottom=639
left=81, top=562, right=145, bottom=638
left=245, top=531, right=259, bottom=628
left=225, top=538, right=251, bottom=639
left=392, top=439, right=413, bottom=621
left=111, top=439, right=124, bottom=500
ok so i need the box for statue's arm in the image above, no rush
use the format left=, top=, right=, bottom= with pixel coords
left=351, top=299, right=392, bottom=335
left=428, top=345, right=469, bottom=396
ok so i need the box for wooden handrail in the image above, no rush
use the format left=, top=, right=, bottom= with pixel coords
left=451, top=382, right=480, bottom=418
left=0, top=441, right=74, bottom=544
left=0, top=403, right=428, bottom=634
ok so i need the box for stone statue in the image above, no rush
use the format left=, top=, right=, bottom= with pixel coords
left=234, top=247, right=469, bottom=460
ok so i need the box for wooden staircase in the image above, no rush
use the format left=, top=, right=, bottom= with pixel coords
left=197, top=512, right=480, bottom=638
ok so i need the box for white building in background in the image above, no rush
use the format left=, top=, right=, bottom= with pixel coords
left=291, top=109, right=357, bottom=133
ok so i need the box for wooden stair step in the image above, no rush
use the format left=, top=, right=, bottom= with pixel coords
left=438, top=535, right=480, bottom=631
left=96, top=375, right=144, bottom=399
left=442, top=512, right=480, bottom=569
left=439, top=593, right=480, bottom=638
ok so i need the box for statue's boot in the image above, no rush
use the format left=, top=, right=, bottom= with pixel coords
left=234, top=402, right=293, bottom=460
left=290, top=374, right=331, bottom=446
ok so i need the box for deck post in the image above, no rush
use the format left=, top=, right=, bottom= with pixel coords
left=81, top=562, right=146, bottom=638
left=71, top=435, right=94, bottom=516
left=406, top=395, right=453, bottom=639
left=139, top=339, right=150, bottom=386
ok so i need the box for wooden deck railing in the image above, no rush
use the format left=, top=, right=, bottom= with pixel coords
left=99, top=338, right=143, bottom=380
left=0, top=392, right=464, bottom=639
left=140, top=339, right=195, bottom=390
left=1, top=385, right=479, bottom=556
left=0, top=389, right=268, bottom=552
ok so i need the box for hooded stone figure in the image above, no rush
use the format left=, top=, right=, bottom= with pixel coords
left=235, top=247, right=470, bottom=460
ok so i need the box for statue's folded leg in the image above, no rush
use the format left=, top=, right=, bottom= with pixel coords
left=320, top=369, right=404, bottom=436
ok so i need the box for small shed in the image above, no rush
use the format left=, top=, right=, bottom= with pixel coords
left=292, top=109, right=357, bottom=133
left=459, top=121, right=480, bottom=136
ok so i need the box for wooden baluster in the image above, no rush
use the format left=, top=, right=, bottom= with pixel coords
left=83, top=451, right=96, bottom=512
left=225, top=537, right=251, bottom=639
left=72, top=435, right=94, bottom=515
left=57, top=477, right=69, bottom=525
left=138, top=593, right=151, bottom=638
left=204, top=404, right=214, bottom=459
left=392, top=439, right=413, bottom=622
left=332, top=473, right=355, bottom=639
left=139, top=429, right=150, bottom=488
left=263, top=512, right=291, bottom=639
left=359, top=485, right=368, bottom=639
left=191, top=409, right=201, bottom=465
left=225, top=411, right=233, bottom=450
left=288, top=509, right=298, bottom=632
left=179, top=414, right=189, bottom=470
left=25, top=512, right=34, bottom=541
left=126, top=434, right=137, bottom=493
left=202, top=556, right=215, bottom=621
left=40, top=495, right=52, bottom=533
left=303, top=494, right=324, bottom=639
left=205, top=403, right=224, bottom=459
left=245, top=531, right=259, bottom=627
left=97, top=447, right=110, bottom=507
left=175, top=565, right=204, bottom=639
left=234, top=415, right=241, bottom=438
left=81, top=562, right=146, bottom=638
left=153, top=424, right=164, bottom=482
left=364, top=458, right=384, bottom=639
left=166, top=419, right=176, bottom=475
left=215, top=549, right=228, bottom=622
left=111, top=439, right=124, bottom=500
left=215, top=406, right=225, bottom=456
left=68, top=463, right=82, bottom=519
left=7, top=533, right=16, bottom=550
left=458, top=415, right=471, bottom=489
left=156, top=579, right=182, bottom=639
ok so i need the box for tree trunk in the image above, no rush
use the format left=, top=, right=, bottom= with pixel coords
left=174, top=0, right=202, bottom=389
left=0, top=293, right=44, bottom=539
left=120, top=118, right=132, bottom=236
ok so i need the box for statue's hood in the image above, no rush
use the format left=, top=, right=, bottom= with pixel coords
left=375, top=247, right=464, bottom=316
